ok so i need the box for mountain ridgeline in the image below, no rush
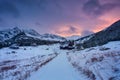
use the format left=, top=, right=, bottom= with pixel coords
left=76, top=20, right=120, bottom=49
left=0, top=27, right=66, bottom=48
left=0, top=20, right=120, bottom=49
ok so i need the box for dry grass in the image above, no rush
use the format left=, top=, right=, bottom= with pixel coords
left=68, top=51, right=120, bottom=80
left=0, top=53, right=57, bottom=80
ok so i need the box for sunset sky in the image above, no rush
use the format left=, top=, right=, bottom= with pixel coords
left=0, top=0, right=120, bottom=37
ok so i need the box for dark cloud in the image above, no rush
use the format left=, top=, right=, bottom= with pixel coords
left=82, top=0, right=119, bottom=17
left=62, top=26, right=79, bottom=35
left=0, top=0, right=119, bottom=36
left=35, top=22, right=42, bottom=26
left=68, top=26, right=78, bottom=33
left=55, top=25, right=81, bottom=36
left=0, top=1, right=20, bottom=17
left=56, top=26, right=94, bottom=37
left=81, top=30, right=94, bottom=36
left=83, top=0, right=101, bottom=16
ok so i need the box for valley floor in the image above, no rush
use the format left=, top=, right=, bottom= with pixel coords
left=0, top=41, right=120, bottom=80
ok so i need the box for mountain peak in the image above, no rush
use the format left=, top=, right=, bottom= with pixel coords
left=13, top=27, right=20, bottom=30
left=23, top=29, right=40, bottom=36
left=109, top=19, right=120, bottom=27
left=104, top=19, right=120, bottom=31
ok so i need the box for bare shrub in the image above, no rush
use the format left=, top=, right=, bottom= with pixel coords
left=11, top=51, right=16, bottom=54
left=0, top=54, right=57, bottom=80
left=0, top=65, right=16, bottom=72
left=12, top=71, right=21, bottom=76
left=91, top=57, right=98, bottom=62
left=82, top=69, right=96, bottom=80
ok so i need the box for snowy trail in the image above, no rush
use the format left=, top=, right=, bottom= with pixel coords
left=28, top=53, right=83, bottom=80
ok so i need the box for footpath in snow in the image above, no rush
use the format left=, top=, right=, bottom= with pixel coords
left=28, top=53, right=85, bottom=80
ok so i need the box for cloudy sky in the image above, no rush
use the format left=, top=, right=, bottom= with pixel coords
left=0, top=0, right=120, bottom=37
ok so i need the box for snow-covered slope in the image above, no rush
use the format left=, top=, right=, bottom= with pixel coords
left=24, top=29, right=41, bottom=37
left=76, top=34, right=94, bottom=44
left=24, top=30, right=66, bottom=41
left=66, top=35, right=81, bottom=40
left=0, top=27, right=21, bottom=42
left=68, top=41, right=120, bottom=80
left=0, top=44, right=59, bottom=80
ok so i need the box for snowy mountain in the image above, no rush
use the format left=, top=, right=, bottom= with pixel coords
left=24, top=29, right=41, bottom=37
left=76, top=20, right=120, bottom=49
left=0, top=27, right=66, bottom=48
left=39, top=33, right=66, bottom=41
left=66, top=35, right=81, bottom=40
left=24, top=30, right=66, bottom=41
left=0, top=27, right=22, bottom=42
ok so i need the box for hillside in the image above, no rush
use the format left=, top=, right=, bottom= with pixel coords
left=76, top=20, right=120, bottom=49
left=68, top=41, right=120, bottom=80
